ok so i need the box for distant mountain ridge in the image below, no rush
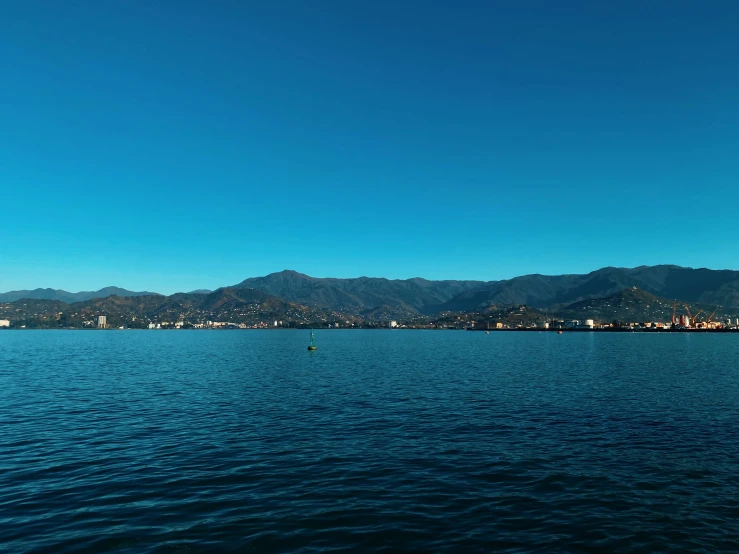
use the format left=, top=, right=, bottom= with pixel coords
left=4, top=265, right=739, bottom=318
left=0, top=287, right=353, bottom=329
left=438, top=265, right=739, bottom=312
left=0, top=286, right=160, bottom=303
left=234, top=266, right=739, bottom=316
left=236, top=270, right=483, bottom=316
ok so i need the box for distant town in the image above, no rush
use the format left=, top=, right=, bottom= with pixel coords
left=2, top=300, right=739, bottom=332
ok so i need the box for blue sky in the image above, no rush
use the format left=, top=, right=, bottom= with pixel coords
left=1, top=1, right=738, bottom=293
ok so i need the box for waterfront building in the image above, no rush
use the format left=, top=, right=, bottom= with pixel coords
left=0, top=319, right=9, bottom=327
left=95, top=315, right=107, bottom=328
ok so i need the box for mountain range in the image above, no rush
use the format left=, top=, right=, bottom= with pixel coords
left=3, top=265, right=739, bottom=320
left=0, top=286, right=159, bottom=304
left=1, top=288, right=350, bottom=329
left=236, top=271, right=483, bottom=317
left=235, top=266, right=739, bottom=315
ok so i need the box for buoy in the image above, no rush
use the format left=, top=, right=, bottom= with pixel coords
left=558, top=330, right=563, bottom=335
left=485, top=331, right=489, bottom=334
left=307, top=329, right=317, bottom=351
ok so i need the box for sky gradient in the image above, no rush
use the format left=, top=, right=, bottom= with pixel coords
left=2, top=1, right=738, bottom=293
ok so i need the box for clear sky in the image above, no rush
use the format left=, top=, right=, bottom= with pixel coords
left=1, top=1, right=738, bottom=294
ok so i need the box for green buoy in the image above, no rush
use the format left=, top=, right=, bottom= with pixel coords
left=307, top=329, right=317, bottom=351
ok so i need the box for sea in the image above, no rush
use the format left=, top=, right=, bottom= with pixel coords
left=1, top=330, right=738, bottom=553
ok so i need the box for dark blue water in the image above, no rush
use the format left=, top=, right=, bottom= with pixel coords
left=2, top=330, right=739, bottom=553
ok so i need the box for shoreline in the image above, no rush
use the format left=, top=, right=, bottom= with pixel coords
left=3, top=327, right=739, bottom=333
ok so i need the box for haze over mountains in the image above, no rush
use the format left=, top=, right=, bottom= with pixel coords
left=3, top=265, right=739, bottom=319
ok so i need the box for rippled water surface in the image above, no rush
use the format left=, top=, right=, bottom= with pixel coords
left=2, top=330, right=739, bottom=553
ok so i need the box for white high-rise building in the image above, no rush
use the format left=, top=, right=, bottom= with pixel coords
left=0, top=319, right=9, bottom=328
left=95, top=315, right=107, bottom=328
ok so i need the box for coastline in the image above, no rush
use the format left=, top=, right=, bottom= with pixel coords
left=3, top=327, right=739, bottom=333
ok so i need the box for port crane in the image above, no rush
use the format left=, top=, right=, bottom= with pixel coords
left=683, top=304, right=704, bottom=327
left=706, top=308, right=719, bottom=324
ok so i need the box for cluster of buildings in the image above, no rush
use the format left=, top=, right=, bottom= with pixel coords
left=545, top=319, right=597, bottom=329
left=143, top=320, right=327, bottom=329
left=464, top=316, right=739, bottom=331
